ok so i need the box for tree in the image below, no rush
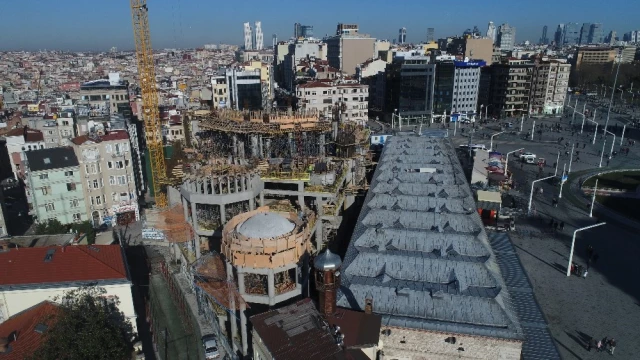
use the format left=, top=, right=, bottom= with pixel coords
left=70, top=220, right=96, bottom=245
left=35, top=219, right=67, bottom=235
left=31, top=286, right=134, bottom=360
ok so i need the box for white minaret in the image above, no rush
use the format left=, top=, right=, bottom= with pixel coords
left=254, top=21, right=264, bottom=50
left=486, top=21, right=496, bottom=44
left=243, top=22, right=253, bottom=50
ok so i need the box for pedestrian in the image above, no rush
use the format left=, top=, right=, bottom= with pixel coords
left=582, top=268, right=588, bottom=278
left=588, top=337, right=596, bottom=351
left=601, top=337, right=608, bottom=352
left=583, top=143, right=586, bottom=149
left=609, top=338, right=616, bottom=354
left=593, top=253, right=599, bottom=264
left=607, top=159, right=610, bottom=166
left=576, top=156, right=580, bottom=162
left=576, top=142, right=579, bottom=148
left=560, top=221, right=564, bottom=230
left=587, top=245, right=594, bottom=258
left=521, top=162, right=524, bottom=169
left=597, top=340, right=602, bottom=351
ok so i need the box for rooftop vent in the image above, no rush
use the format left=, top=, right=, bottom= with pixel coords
left=34, top=323, right=48, bottom=334
left=44, top=248, right=55, bottom=262
left=43, top=158, right=51, bottom=164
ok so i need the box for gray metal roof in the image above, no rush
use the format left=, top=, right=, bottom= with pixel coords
left=238, top=212, right=295, bottom=238
left=337, top=135, right=523, bottom=341
left=24, top=147, right=79, bottom=172
left=314, top=249, right=342, bottom=270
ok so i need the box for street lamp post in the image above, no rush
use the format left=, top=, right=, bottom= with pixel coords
left=559, top=163, right=567, bottom=198
left=604, top=129, right=615, bottom=159
left=590, top=179, right=599, bottom=217
left=504, top=148, right=525, bottom=175
left=489, top=131, right=504, bottom=151
left=520, top=114, right=524, bottom=132
left=531, top=120, right=535, bottom=140
left=566, top=222, right=606, bottom=277
left=528, top=175, right=557, bottom=214
left=621, top=124, right=627, bottom=146
left=555, top=151, right=560, bottom=176
left=599, top=137, right=607, bottom=168
left=568, top=143, right=575, bottom=174
left=604, top=54, right=622, bottom=135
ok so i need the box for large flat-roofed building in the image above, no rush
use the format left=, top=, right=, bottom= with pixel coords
left=574, top=47, right=617, bottom=68
left=530, top=59, right=570, bottom=115
left=337, top=134, right=524, bottom=359
left=326, top=23, right=376, bottom=75
left=78, top=73, right=130, bottom=116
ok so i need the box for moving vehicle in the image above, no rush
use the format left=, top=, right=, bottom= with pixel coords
left=202, top=335, right=220, bottom=359
left=519, top=152, right=536, bottom=159
left=460, top=144, right=487, bottom=150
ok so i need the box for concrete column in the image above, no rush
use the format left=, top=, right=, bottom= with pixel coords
left=227, top=177, right=231, bottom=194
left=182, top=197, right=189, bottom=221
left=191, top=201, right=198, bottom=232
left=251, top=135, right=259, bottom=158
left=303, top=132, right=308, bottom=156
left=195, top=235, right=201, bottom=260
left=316, top=221, right=323, bottom=250
left=319, top=134, right=326, bottom=157
left=240, top=303, right=248, bottom=356
left=258, top=135, right=264, bottom=158
left=266, top=138, right=272, bottom=158
left=238, top=140, right=245, bottom=160
left=232, top=135, right=238, bottom=159
left=316, top=197, right=324, bottom=216
left=267, top=271, right=275, bottom=306
left=288, top=132, right=295, bottom=156
left=237, top=272, right=245, bottom=294
left=208, top=178, right=214, bottom=194
left=226, top=262, right=238, bottom=352
left=249, top=197, right=255, bottom=211
left=220, top=203, right=226, bottom=224
left=259, top=192, right=264, bottom=207
left=298, top=182, right=305, bottom=210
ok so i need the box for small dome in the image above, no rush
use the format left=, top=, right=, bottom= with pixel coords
left=314, top=250, right=342, bottom=270
left=238, top=212, right=295, bottom=238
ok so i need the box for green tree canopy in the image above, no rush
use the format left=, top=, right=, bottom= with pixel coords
left=31, top=286, right=135, bottom=360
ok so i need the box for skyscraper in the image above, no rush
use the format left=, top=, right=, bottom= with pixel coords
left=243, top=22, right=253, bottom=50
left=497, top=23, right=516, bottom=51
left=294, top=23, right=301, bottom=38
left=607, top=31, right=617, bottom=45
left=540, top=25, right=548, bottom=44
left=554, top=24, right=565, bottom=45
left=486, top=22, right=497, bottom=44
left=579, top=23, right=591, bottom=44
left=589, top=23, right=604, bottom=44
left=399, top=27, right=407, bottom=44
left=254, top=21, right=264, bottom=50
left=563, top=23, right=580, bottom=45
left=427, top=28, right=435, bottom=42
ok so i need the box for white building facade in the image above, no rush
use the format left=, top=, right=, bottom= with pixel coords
left=530, top=59, right=570, bottom=115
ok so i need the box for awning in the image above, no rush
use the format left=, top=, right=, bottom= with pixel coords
left=477, top=190, right=502, bottom=210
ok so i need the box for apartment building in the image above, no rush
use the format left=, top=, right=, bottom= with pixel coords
left=283, top=39, right=327, bottom=90
left=326, top=23, right=376, bottom=75
left=22, top=117, right=61, bottom=148
left=530, top=59, right=570, bottom=115
left=211, top=74, right=228, bottom=109
left=2, top=127, right=45, bottom=179
left=56, top=110, right=76, bottom=144
left=71, top=128, right=139, bottom=227
left=226, top=68, right=262, bottom=111
left=488, top=59, right=534, bottom=117
left=574, top=47, right=617, bottom=69
left=78, top=73, right=129, bottom=116
left=433, top=60, right=485, bottom=119
left=296, top=81, right=369, bottom=124
left=24, top=147, right=87, bottom=224
left=385, top=55, right=436, bottom=117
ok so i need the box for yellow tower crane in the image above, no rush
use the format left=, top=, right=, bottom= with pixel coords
left=130, top=0, right=168, bottom=208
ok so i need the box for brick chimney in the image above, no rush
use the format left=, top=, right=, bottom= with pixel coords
left=314, top=250, right=342, bottom=316
left=364, top=293, right=373, bottom=314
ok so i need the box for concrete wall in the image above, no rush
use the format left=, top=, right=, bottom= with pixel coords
left=342, top=38, right=376, bottom=75
left=465, top=38, right=494, bottom=64
left=0, top=282, right=137, bottom=333
left=379, top=326, right=522, bottom=360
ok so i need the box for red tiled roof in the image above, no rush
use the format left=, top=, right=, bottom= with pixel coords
left=298, top=81, right=333, bottom=89
left=4, top=128, right=24, bottom=137
left=71, top=130, right=128, bottom=145
left=24, top=130, right=44, bottom=143
left=0, top=301, right=60, bottom=360
left=0, top=245, right=128, bottom=286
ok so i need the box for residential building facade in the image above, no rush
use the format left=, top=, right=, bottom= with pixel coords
left=530, top=59, right=570, bottom=115
left=24, top=147, right=87, bottom=224
left=71, top=129, right=139, bottom=227
left=78, top=74, right=129, bottom=116
left=2, top=127, right=45, bottom=180
left=326, top=23, right=376, bottom=75
left=433, top=60, right=485, bottom=120
left=574, top=47, right=617, bottom=68
left=226, top=68, right=262, bottom=110
left=296, top=81, right=369, bottom=124
left=385, top=55, right=436, bottom=117
left=489, top=59, right=534, bottom=117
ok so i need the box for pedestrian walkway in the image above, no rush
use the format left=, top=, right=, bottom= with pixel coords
left=489, top=232, right=561, bottom=360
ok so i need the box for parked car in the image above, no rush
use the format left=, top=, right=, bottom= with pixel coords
left=519, top=152, right=536, bottom=159
left=202, top=335, right=220, bottom=359
left=460, top=144, right=487, bottom=150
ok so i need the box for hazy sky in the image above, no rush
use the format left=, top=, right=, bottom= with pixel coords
left=1, top=0, right=639, bottom=51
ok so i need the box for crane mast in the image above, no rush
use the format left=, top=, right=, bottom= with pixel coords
left=130, top=0, right=168, bottom=208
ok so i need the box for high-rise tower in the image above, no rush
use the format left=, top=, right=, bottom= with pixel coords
left=426, top=27, right=435, bottom=42
left=243, top=22, right=253, bottom=50
left=254, top=21, right=264, bottom=50
left=540, top=25, right=548, bottom=44
left=398, top=27, right=407, bottom=44
left=486, top=21, right=497, bottom=44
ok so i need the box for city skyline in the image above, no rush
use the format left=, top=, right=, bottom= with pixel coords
left=0, top=0, right=639, bottom=51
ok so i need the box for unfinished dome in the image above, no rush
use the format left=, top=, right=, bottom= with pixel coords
left=221, top=207, right=314, bottom=269
left=238, top=212, right=295, bottom=238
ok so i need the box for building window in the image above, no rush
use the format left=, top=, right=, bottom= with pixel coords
left=95, top=196, right=102, bottom=205
left=117, top=176, right=126, bottom=185
left=39, top=174, right=48, bottom=180
left=41, top=186, right=51, bottom=195
left=70, top=199, right=80, bottom=208
left=66, top=183, right=77, bottom=191
left=109, top=176, right=116, bottom=185
left=73, top=213, right=81, bottom=221
left=107, top=161, right=113, bottom=169
left=93, top=179, right=99, bottom=189
left=64, top=170, right=74, bottom=176
left=45, top=203, right=55, bottom=212
left=125, top=159, right=130, bottom=167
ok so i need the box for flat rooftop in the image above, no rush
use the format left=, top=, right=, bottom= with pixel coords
left=337, top=134, right=523, bottom=340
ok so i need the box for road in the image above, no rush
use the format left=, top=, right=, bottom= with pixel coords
left=448, top=113, right=640, bottom=359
